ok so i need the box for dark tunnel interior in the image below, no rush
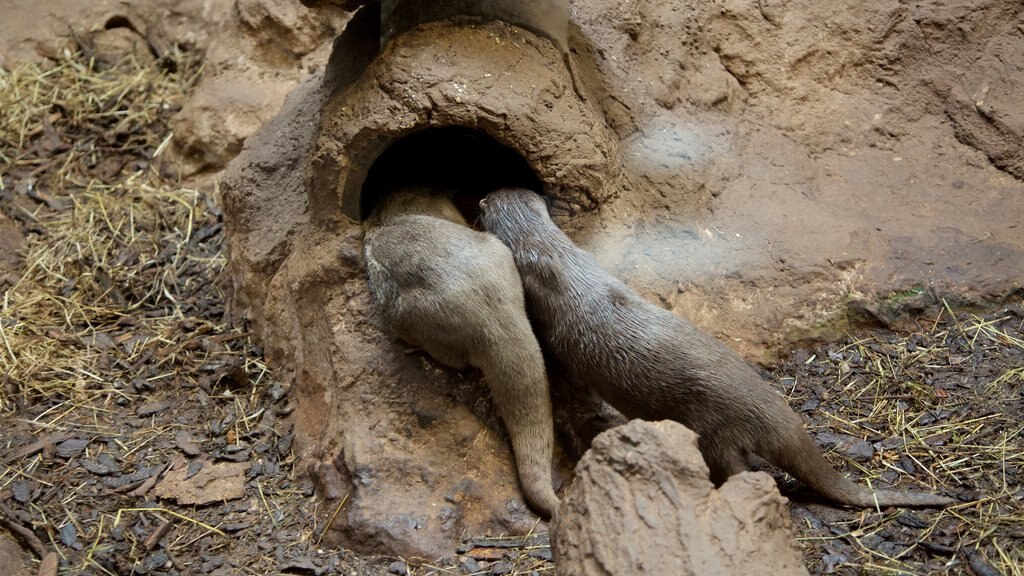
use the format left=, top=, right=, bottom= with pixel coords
left=360, top=126, right=543, bottom=222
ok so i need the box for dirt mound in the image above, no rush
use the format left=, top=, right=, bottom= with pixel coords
left=221, top=21, right=610, bottom=556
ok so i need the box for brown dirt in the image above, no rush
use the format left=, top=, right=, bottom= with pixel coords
left=1, top=0, right=1022, bottom=574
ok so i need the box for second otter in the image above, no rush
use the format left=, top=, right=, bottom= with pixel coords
left=479, top=187, right=953, bottom=509
left=364, top=186, right=560, bottom=518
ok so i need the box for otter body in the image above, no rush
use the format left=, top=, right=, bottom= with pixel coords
left=363, top=186, right=559, bottom=517
left=479, top=187, right=953, bottom=509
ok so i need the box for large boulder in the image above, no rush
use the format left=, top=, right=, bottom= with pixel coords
left=0, top=531, right=34, bottom=576
left=553, top=420, right=809, bottom=576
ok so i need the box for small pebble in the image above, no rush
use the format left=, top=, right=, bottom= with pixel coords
left=528, top=548, right=553, bottom=561
left=489, top=561, right=513, bottom=575
left=56, top=438, right=89, bottom=458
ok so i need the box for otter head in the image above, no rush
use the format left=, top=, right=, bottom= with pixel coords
left=479, top=188, right=553, bottom=241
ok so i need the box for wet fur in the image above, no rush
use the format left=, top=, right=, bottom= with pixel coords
left=363, top=186, right=559, bottom=517
left=479, top=187, right=953, bottom=508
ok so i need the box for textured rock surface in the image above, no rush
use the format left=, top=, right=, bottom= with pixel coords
left=161, top=0, right=348, bottom=178
left=553, top=420, right=809, bottom=576
left=7, top=0, right=1020, bottom=354
left=3, top=0, right=1021, bottom=567
left=311, top=19, right=624, bottom=220
left=0, top=531, right=34, bottom=576
left=947, top=24, right=1024, bottom=180
left=569, top=0, right=1024, bottom=357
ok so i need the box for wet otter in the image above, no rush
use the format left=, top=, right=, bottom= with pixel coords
left=363, top=186, right=560, bottom=517
left=479, top=187, right=954, bottom=508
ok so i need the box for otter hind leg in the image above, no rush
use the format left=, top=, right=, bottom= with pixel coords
left=700, top=437, right=750, bottom=486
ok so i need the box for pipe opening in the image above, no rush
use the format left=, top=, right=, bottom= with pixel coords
left=360, top=126, right=543, bottom=222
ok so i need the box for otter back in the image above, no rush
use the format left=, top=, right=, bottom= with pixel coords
left=479, top=187, right=953, bottom=509
left=364, top=190, right=560, bottom=517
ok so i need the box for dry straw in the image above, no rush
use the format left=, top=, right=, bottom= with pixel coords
left=790, top=309, right=1023, bottom=575
left=1, top=50, right=213, bottom=414
left=0, top=48, right=247, bottom=574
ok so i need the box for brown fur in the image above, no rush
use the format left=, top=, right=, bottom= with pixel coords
left=479, top=187, right=954, bottom=508
left=363, top=186, right=560, bottom=517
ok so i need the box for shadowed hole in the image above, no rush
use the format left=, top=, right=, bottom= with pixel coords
left=104, top=16, right=136, bottom=31
left=360, top=126, right=543, bottom=222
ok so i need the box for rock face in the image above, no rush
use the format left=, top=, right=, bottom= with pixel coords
left=947, top=24, right=1024, bottom=180
left=0, top=531, right=34, bottom=576
left=553, top=420, right=809, bottom=576
left=162, top=0, right=348, bottom=177
left=567, top=0, right=1024, bottom=357
left=310, top=19, right=624, bottom=221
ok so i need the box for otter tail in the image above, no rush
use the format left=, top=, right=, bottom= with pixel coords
left=770, top=428, right=954, bottom=508
left=477, top=333, right=560, bottom=518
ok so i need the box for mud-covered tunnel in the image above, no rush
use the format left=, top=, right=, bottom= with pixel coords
left=308, top=17, right=625, bottom=224
left=358, top=127, right=544, bottom=221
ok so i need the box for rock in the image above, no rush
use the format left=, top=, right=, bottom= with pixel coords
left=85, top=27, right=155, bottom=70
left=947, top=27, right=1024, bottom=180
left=220, top=19, right=617, bottom=558
left=165, top=74, right=295, bottom=177
left=220, top=0, right=1024, bottom=561
left=0, top=530, right=34, bottom=576
left=157, top=0, right=346, bottom=178
left=310, top=19, right=624, bottom=221
left=237, top=0, right=330, bottom=60
left=552, top=420, right=809, bottom=576
left=153, top=460, right=248, bottom=504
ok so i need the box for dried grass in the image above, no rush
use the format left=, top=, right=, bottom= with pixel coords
left=0, top=47, right=275, bottom=575
left=0, top=50, right=218, bottom=417
left=789, top=308, right=1024, bottom=575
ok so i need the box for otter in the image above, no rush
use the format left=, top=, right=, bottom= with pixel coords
left=363, top=186, right=560, bottom=517
left=479, top=187, right=954, bottom=508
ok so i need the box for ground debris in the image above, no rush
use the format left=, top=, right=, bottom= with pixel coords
left=0, top=45, right=397, bottom=576
left=780, top=307, right=1024, bottom=575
